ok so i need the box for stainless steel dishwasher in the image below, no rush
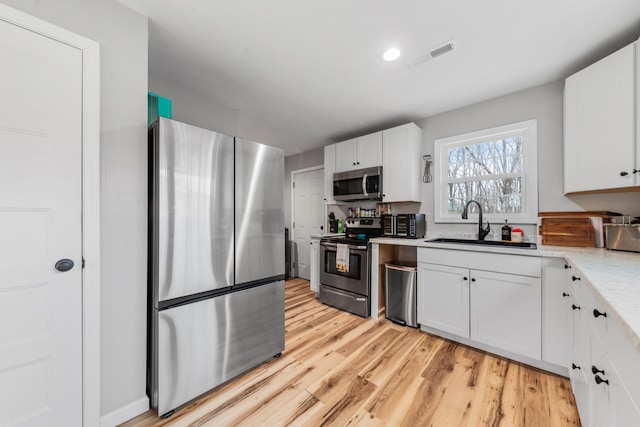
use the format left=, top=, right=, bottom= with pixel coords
left=385, top=262, right=418, bottom=327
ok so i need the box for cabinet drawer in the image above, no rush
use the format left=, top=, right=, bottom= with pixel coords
left=606, top=318, right=640, bottom=410
left=572, top=275, right=611, bottom=346
left=418, top=248, right=541, bottom=277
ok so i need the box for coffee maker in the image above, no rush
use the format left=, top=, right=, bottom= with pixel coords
left=328, top=212, right=338, bottom=233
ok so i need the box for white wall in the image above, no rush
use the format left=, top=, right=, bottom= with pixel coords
left=418, top=81, right=575, bottom=237
left=1, top=0, right=149, bottom=424
left=149, top=75, right=239, bottom=137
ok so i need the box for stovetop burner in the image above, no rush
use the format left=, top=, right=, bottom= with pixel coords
left=321, top=235, right=370, bottom=246
left=320, top=217, right=382, bottom=245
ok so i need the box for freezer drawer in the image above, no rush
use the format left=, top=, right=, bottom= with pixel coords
left=151, top=281, right=285, bottom=416
left=319, top=284, right=369, bottom=317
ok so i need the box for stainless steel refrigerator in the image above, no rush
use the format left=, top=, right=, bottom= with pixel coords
left=147, top=118, right=285, bottom=417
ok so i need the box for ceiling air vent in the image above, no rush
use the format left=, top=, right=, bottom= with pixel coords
left=408, top=40, right=457, bottom=68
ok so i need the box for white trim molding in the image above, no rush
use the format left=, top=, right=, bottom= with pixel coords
left=0, top=4, right=102, bottom=426
left=100, top=396, right=149, bottom=427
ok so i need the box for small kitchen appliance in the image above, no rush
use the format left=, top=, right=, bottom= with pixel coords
left=332, top=166, right=382, bottom=202
left=382, top=214, right=426, bottom=238
left=605, top=223, right=640, bottom=252
left=395, top=213, right=426, bottom=238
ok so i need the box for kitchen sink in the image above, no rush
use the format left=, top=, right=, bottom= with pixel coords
left=426, top=238, right=537, bottom=249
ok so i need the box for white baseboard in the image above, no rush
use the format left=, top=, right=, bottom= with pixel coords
left=100, top=396, right=149, bottom=427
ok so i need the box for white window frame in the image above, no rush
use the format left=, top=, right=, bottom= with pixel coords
left=434, top=119, right=538, bottom=224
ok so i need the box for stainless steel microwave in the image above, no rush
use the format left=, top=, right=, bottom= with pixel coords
left=333, top=166, right=382, bottom=202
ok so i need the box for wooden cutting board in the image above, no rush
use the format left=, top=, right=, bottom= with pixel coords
left=539, top=217, right=595, bottom=247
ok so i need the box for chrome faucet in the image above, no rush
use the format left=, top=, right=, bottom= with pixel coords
left=462, top=200, right=491, bottom=240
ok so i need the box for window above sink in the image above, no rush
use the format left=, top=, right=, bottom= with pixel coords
left=434, top=119, right=538, bottom=224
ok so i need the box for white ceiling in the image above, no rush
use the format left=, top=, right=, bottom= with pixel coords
left=119, top=0, right=640, bottom=156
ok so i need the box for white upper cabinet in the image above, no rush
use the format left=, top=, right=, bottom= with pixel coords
left=334, top=131, right=382, bottom=173
left=324, top=144, right=336, bottom=204
left=564, top=41, right=638, bottom=193
left=382, top=123, right=422, bottom=202
left=334, top=137, right=357, bottom=172
left=329, top=122, right=422, bottom=201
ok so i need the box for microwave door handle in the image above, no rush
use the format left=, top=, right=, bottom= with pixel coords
left=362, top=174, right=368, bottom=197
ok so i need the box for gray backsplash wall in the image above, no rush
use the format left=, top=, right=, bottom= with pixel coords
left=417, top=80, right=640, bottom=240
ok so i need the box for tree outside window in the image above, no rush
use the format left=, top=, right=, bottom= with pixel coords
left=434, top=120, right=538, bottom=223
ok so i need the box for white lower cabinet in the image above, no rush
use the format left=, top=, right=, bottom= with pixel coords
left=470, top=269, right=541, bottom=359
left=417, top=248, right=541, bottom=361
left=417, top=263, right=469, bottom=338
left=542, top=258, right=572, bottom=368
left=569, top=265, right=640, bottom=427
left=416, top=248, right=640, bottom=426
left=310, top=237, right=320, bottom=293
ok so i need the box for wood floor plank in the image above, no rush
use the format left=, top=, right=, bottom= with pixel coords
left=119, top=278, right=582, bottom=427
left=545, top=372, right=581, bottom=427
left=343, top=407, right=386, bottom=427
left=304, top=375, right=377, bottom=427
left=361, top=328, right=441, bottom=387
left=306, top=328, right=403, bottom=400
left=469, top=354, right=510, bottom=426
left=365, top=334, right=443, bottom=424
left=501, top=363, right=540, bottom=426
left=424, top=345, right=491, bottom=425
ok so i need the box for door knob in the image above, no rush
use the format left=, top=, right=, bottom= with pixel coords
left=55, top=259, right=74, bottom=272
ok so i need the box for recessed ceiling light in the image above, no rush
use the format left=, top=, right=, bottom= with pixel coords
left=382, top=47, right=401, bottom=61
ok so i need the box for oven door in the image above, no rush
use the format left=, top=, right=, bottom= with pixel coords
left=319, top=241, right=369, bottom=295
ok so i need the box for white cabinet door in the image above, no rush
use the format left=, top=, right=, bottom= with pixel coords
left=334, top=138, right=358, bottom=172
left=542, top=258, right=572, bottom=367
left=470, top=270, right=541, bottom=359
left=571, top=285, right=592, bottom=425
left=417, top=263, right=470, bottom=338
left=310, top=239, right=320, bottom=293
left=382, top=123, right=422, bottom=202
left=356, top=132, right=382, bottom=169
left=324, top=144, right=336, bottom=204
left=610, top=363, right=640, bottom=427
left=564, top=42, right=637, bottom=193
left=334, top=132, right=382, bottom=173
left=589, top=334, right=612, bottom=427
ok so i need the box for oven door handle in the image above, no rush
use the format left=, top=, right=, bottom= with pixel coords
left=321, top=242, right=367, bottom=251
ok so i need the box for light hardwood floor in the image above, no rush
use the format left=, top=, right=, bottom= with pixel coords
left=121, top=278, right=581, bottom=427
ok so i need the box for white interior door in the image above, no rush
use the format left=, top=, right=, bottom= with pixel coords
left=0, top=18, right=83, bottom=426
left=293, top=168, right=324, bottom=280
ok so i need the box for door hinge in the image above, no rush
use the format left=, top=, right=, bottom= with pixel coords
left=82, top=258, right=85, bottom=269
left=293, top=182, right=295, bottom=188
left=293, top=222, right=295, bottom=228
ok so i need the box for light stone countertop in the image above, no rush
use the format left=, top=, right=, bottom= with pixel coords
left=370, top=236, right=640, bottom=353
